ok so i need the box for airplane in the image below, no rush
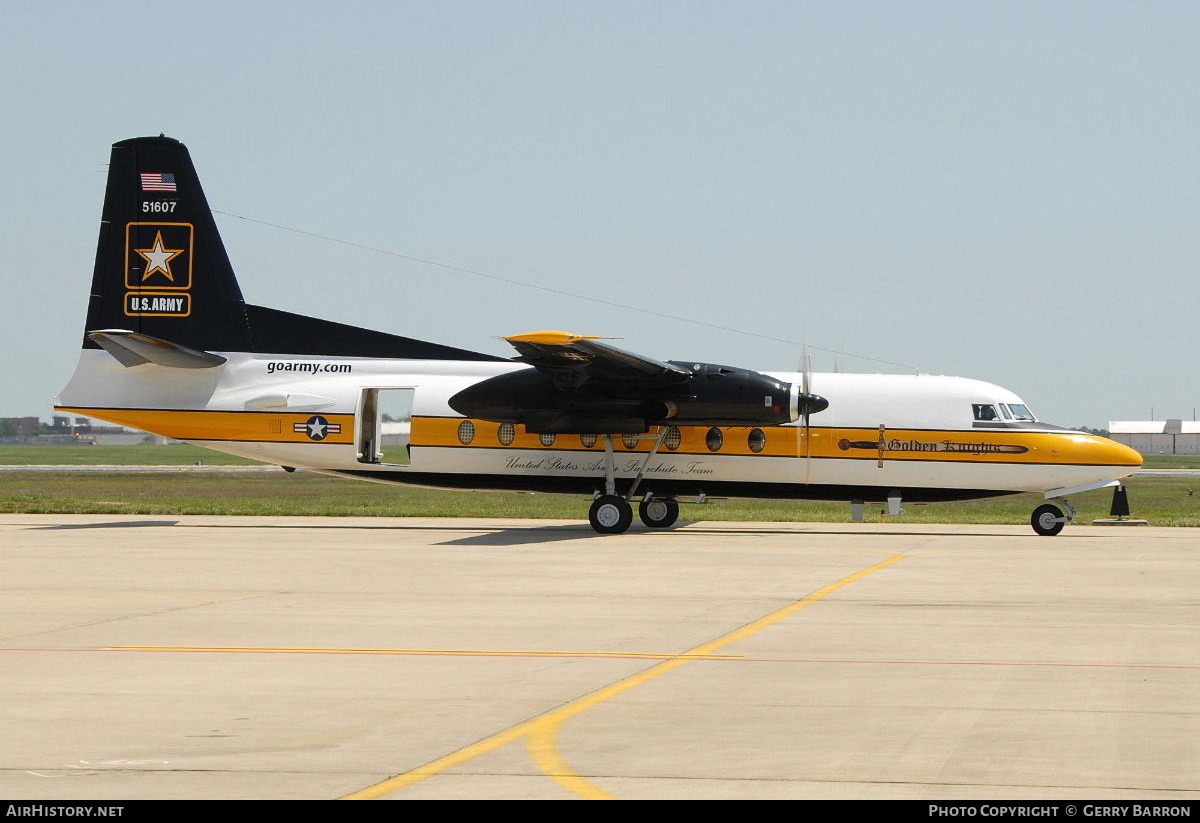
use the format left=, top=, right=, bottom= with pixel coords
left=56, top=136, right=1143, bottom=536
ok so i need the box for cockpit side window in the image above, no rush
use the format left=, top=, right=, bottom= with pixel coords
left=1005, top=403, right=1036, bottom=421
left=998, top=404, right=1014, bottom=420
left=972, top=403, right=999, bottom=422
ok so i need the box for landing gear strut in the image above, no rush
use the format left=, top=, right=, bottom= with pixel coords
left=586, top=431, right=678, bottom=534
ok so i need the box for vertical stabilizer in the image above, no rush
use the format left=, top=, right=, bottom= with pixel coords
left=77, top=136, right=503, bottom=362
left=85, top=136, right=251, bottom=353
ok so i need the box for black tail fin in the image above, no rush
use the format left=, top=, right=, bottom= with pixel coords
left=84, top=136, right=502, bottom=361
left=85, top=136, right=251, bottom=352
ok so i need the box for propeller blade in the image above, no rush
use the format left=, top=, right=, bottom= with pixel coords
left=802, top=353, right=813, bottom=483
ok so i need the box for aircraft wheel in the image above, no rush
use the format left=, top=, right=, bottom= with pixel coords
left=1031, top=503, right=1066, bottom=536
left=589, top=495, right=633, bottom=534
left=639, top=497, right=680, bottom=528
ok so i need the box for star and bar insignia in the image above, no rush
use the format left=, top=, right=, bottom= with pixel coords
left=294, top=415, right=342, bottom=441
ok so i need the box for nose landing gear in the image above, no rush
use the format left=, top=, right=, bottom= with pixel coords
left=1031, top=501, right=1073, bottom=536
left=1032, top=480, right=1122, bottom=536
left=1032, top=489, right=1089, bottom=535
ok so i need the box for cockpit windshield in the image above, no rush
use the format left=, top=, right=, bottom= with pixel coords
left=974, top=402, right=1038, bottom=423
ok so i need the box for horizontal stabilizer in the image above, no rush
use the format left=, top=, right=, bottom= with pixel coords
left=88, top=330, right=227, bottom=369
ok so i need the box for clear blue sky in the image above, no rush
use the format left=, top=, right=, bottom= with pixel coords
left=3, top=0, right=1196, bottom=427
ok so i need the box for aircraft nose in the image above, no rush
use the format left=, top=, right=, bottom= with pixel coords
left=1042, top=433, right=1143, bottom=471
left=1084, top=435, right=1143, bottom=468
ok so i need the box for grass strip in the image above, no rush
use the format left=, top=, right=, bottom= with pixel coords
left=2, top=470, right=1196, bottom=526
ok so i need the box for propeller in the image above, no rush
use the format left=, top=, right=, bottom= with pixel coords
left=797, top=350, right=830, bottom=485
left=802, top=352, right=814, bottom=484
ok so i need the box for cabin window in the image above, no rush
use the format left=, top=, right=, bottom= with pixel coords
left=622, top=434, right=639, bottom=449
left=748, top=428, right=766, bottom=453
left=972, top=404, right=999, bottom=422
left=497, top=423, right=516, bottom=446
left=539, top=432, right=557, bottom=447
left=705, top=427, right=724, bottom=452
left=663, top=426, right=682, bottom=451
left=580, top=434, right=598, bottom=448
left=457, top=420, right=476, bottom=445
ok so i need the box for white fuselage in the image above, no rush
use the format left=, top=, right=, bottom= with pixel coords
left=57, top=349, right=1143, bottom=501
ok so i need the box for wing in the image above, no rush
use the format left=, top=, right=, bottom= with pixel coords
left=503, top=331, right=691, bottom=391
left=450, top=331, right=804, bottom=433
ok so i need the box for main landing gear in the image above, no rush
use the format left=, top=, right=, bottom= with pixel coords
left=589, top=495, right=633, bottom=534
left=638, top=496, right=680, bottom=528
left=586, top=432, right=680, bottom=535
left=588, top=493, right=680, bottom=534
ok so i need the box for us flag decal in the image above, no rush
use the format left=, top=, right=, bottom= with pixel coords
left=140, top=172, right=177, bottom=192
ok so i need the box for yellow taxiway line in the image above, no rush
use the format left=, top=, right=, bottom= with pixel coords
left=106, top=646, right=742, bottom=661
left=342, top=553, right=907, bottom=800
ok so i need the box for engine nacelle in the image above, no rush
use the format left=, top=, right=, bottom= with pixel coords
left=448, top=362, right=825, bottom=434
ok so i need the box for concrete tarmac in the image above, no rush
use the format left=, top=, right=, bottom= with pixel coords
left=0, top=514, right=1196, bottom=801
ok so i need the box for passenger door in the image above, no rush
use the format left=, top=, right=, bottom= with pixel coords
left=357, top=388, right=415, bottom=466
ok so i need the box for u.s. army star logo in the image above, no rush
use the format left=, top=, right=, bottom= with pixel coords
left=135, top=231, right=184, bottom=281
left=125, top=222, right=193, bottom=290
left=123, top=222, right=194, bottom=317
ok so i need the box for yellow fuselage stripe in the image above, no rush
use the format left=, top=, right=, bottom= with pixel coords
left=55, top=407, right=1140, bottom=467
left=415, top=417, right=1139, bottom=466
left=56, top=406, right=355, bottom=445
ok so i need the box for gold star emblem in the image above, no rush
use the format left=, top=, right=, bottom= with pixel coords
left=135, top=231, right=184, bottom=282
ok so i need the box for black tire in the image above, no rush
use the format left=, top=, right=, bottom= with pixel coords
left=638, top=497, right=680, bottom=528
left=1031, top=503, right=1066, bottom=536
left=589, top=495, right=634, bottom=534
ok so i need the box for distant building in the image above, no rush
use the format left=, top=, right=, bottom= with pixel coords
left=51, top=415, right=80, bottom=432
left=50, top=415, right=138, bottom=440
left=0, top=415, right=161, bottom=445
left=51, top=415, right=123, bottom=435
left=1109, top=420, right=1200, bottom=455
